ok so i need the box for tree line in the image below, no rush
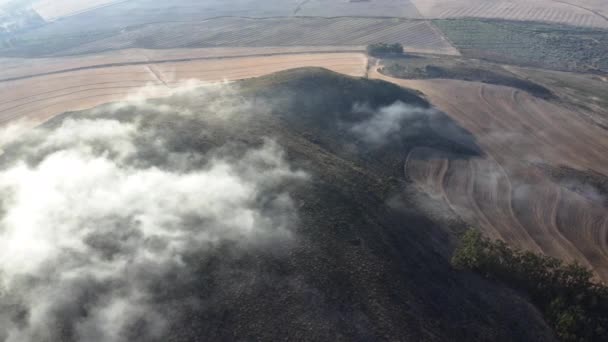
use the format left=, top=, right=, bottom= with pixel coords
left=452, top=229, right=608, bottom=342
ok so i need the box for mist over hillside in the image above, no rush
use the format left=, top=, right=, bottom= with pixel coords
left=0, top=69, right=556, bottom=341
left=0, top=0, right=606, bottom=340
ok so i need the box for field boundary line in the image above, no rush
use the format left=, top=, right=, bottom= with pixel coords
left=550, top=0, right=608, bottom=23
left=0, top=50, right=366, bottom=84
left=426, top=20, right=461, bottom=56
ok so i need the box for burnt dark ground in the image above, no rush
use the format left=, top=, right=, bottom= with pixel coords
left=380, top=56, right=555, bottom=99
left=0, top=68, right=556, bottom=341
left=539, top=163, right=608, bottom=208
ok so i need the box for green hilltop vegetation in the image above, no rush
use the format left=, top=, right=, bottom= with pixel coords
left=453, top=230, right=608, bottom=342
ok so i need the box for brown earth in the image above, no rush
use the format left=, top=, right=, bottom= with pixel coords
left=411, top=0, right=608, bottom=28
left=371, top=67, right=608, bottom=280
left=0, top=52, right=366, bottom=126
left=47, top=18, right=459, bottom=57
left=0, top=47, right=367, bottom=81
left=33, top=0, right=123, bottom=21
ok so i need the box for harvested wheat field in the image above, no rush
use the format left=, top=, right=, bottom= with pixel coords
left=371, top=69, right=608, bottom=280
left=295, top=0, right=422, bottom=17
left=0, top=52, right=366, bottom=126
left=33, top=0, right=122, bottom=21
left=0, top=46, right=365, bottom=81
left=51, top=17, right=459, bottom=57
left=411, top=0, right=608, bottom=28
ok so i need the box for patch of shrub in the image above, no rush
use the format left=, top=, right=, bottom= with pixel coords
left=452, top=229, right=608, bottom=342
left=366, top=43, right=403, bottom=56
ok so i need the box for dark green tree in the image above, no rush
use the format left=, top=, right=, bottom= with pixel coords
left=452, top=229, right=608, bottom=342
left=366, top=43, right=404, bottom=56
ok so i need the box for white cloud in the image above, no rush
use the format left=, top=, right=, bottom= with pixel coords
left=350, top=101, right=434, bottom=145
left=0, top=121, right=30, bottom=153
left=0, top=87, right=307, bottom=341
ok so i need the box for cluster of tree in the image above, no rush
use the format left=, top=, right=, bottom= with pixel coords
left=452, top=229, right=608, bottom=342
left=366, top=43, right=403, bottom=56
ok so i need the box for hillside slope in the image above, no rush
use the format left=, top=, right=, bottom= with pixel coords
left=0, top=68, right=556, bottom=341
left=370, top=69, right=608, bottom=281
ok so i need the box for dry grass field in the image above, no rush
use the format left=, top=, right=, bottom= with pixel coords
left=33, top=0, right=123, bottom=21
left=0, top=46, right=366, bottom=81
left=49, top=17, right=459, bottom=57
left=31, top=0, right=608, bottom=24
left=0, top=52, right=366, bottom=125
left=371, top=68, right=608, bottom=280
left=31, top=0, right=423, bottom=22
left=295, top=0, right=422, bottom=17
left=411, top=0, right=608, bottom=28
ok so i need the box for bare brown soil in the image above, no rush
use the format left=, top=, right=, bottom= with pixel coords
left=371, top=68, right=608, bottom=280
left=0, top=47, right=367, bottom=81
left=47, top=18, right=459, bottom=57
left=411, top=0, right=608, bottom=28
left=33, top=0, right=122, bottom=21
left=0, top=52, right=366, bottom=126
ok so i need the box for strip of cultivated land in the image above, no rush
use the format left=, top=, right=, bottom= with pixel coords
left=29, top=0, right=422, bottom=23
left=2, top=17, right=458, bottom=58
left=411, top=0, right=608, bottom=28
left=33, top=0, right=124, bottom=21
left=27, top=0, right=608, bottom=28
left=0, top=46, right=368, bottom=81
left=294, top=0, right=422, bottom=17
left=0, top=52, right=366, bottom=125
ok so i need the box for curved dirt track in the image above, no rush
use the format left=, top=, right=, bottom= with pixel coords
left=0, top=51, right=366, bottom=126
left=372, top=69, right=608, bottom=280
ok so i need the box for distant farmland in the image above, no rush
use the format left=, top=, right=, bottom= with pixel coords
left=28, top=0, right=420, bottom=32
left=3, top=17, right=459, bottom=57
left=370, top=69, right=608, bottom=281
left=295, top=0, right=421, bottom=17
left=0, top=52, right=367, bottom=125
left=434, top=19, right=608, bottom=72
left=33, top=0, right=123, bottom=21
left=411, top=0, right=608, bottom=28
